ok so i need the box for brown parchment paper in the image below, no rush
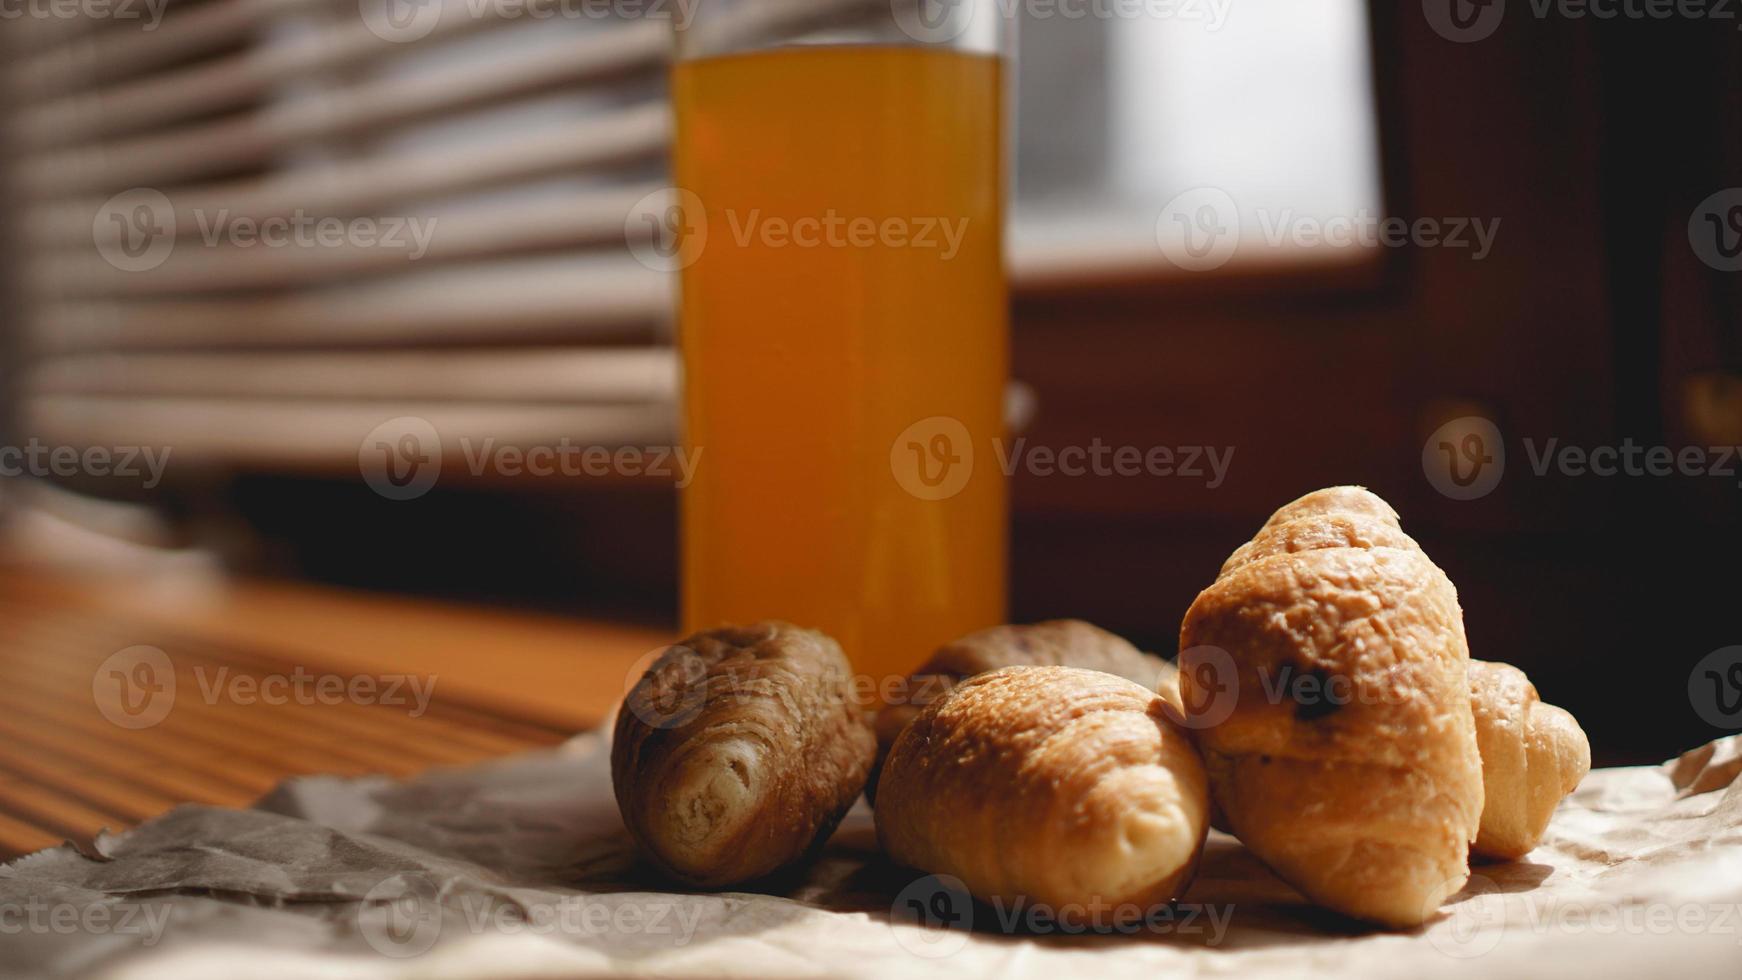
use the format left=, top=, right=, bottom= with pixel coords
left=2, top=733, right=1740, bottom=980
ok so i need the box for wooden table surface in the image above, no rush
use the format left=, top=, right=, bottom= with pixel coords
left=0, top=560, right=668, bottom=859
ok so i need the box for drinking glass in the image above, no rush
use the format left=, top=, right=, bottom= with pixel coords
left=672, top=0, right=1012, bottom=688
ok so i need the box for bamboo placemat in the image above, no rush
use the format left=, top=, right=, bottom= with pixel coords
left=0, top=573, right=662, bottom=859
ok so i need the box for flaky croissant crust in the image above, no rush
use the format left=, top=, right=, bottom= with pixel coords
left=876, top=665, right=1209, bottom=912
left=611, top=621, right=874, bottom=887
left=872, top=619, right=1168, bottom=777
left=1468, top=659, right=1591, bottom=860
left=1180, top=486, right=1485, bottom=927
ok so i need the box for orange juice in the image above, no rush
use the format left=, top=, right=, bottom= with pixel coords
left=673, top=45, right=1007, bottom=687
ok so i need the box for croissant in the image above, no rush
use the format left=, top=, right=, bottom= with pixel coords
left=868, top=620, right=1169, bottom=803
left=1467, top=659, right=1590, bottom=860
left=876, top=665, right=1209, bottom=912
left=611, top=621, right=874, bottom=887
left=1179, top=486, right=1485, bottom=927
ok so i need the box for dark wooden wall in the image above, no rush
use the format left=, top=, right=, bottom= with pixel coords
left=1005, top=9, right=1742, bottom=764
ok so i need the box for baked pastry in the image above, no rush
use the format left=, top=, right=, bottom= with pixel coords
left=1219, top=496, right=1419, bottom=577
left=868, top=620, right=1167, bottom=803
left=1179, top=486, right=1485, bottom=927
left=1467, top=659, right=1590, bottom=860
left=611, top=621, right=874, bottom=887
left=876, top=665, right=1209, bottom=911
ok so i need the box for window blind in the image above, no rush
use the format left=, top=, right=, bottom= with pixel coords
left=4, top=0, right=687, bottom=483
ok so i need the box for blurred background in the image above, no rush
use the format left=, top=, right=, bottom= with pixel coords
left=0, top=0, right=1737, bottom=838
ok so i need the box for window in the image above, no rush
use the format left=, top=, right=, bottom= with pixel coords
left=1014, top=0, right=1384, bottom=279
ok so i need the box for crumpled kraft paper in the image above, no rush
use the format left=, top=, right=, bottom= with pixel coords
left=2, top=733, right=1740, bottom=980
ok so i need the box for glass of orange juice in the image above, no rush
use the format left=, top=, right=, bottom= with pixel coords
left=671, top=0, right=1011, bottom=689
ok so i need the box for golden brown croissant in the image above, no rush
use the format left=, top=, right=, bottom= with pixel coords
left=1467, top=659, right=1590, bottom=860
left=876, top=665, right=1209, bottom=912
left=868, top=620, right=1169, bottom=803
left=611, top=621, right=874, bottom=887
left=1179, top=486, right=1484, bottom=927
